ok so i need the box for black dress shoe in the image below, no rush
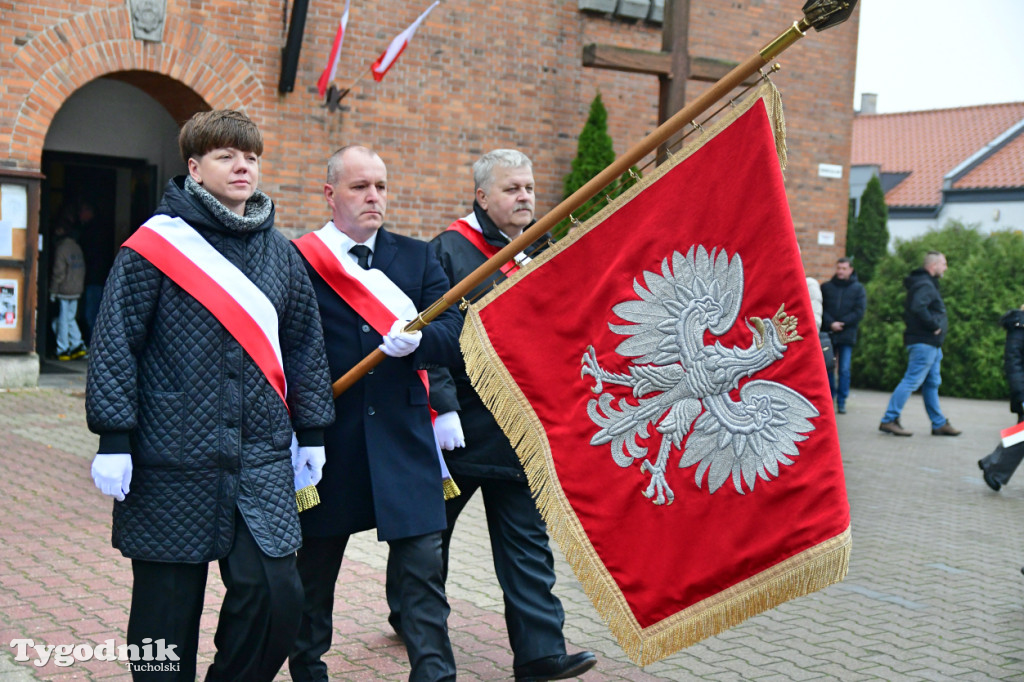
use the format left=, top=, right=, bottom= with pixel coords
left=978, top=459, right=1001, bottom=491
left=514, top=651, right=597, bottom=681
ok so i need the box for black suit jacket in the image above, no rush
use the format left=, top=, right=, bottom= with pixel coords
left=297, top=227, right=463, bottom=540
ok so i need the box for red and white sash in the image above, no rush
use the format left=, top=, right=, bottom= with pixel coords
left=294, top=222, right=417, bottom=334
left=294, top=224, right=442, bottom=417
left=447, top=213, right=533, bottom=276
left=294, top=223, right=457, bottom=496
left=123, top=215, right=287, bottom=407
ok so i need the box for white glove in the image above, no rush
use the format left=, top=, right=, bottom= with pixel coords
left=292, top=444, right=326, bottom=486
left=380, top=320, right=422, bottom=358
left=434, top=411, right=465, bottom=451
left=91, top=454, right=133, bottom=501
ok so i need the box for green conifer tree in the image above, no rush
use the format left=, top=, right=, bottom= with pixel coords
left=555, top=92, right=639, bottom=239
left=847, top=175, right=889, bottom=283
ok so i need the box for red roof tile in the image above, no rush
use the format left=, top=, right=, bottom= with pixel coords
left=955, top=131, right=1024, bottom=190
left=851, top=102, right=1024, bottom=207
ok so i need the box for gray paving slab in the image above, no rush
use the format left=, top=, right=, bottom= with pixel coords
left=0, top=386, right=1022, bottom=680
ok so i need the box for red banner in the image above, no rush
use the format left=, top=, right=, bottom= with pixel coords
left=461, top=87, right=850, bottom=665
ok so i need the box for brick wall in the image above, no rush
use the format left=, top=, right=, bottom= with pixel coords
left=0, top=0, right=858, bottom=277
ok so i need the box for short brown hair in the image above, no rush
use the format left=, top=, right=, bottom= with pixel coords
left=179, top=110, right=263, bottom=163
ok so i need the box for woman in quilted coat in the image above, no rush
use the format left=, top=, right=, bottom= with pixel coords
left=85, top=110, right=335, bottom=681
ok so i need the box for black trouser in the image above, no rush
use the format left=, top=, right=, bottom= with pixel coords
left=388, top=475, right=566, bottom=667
left=127, top=509, right=303, bottom=681
left=981, top=443, right=1024, bottom=486
left=981, top=414, right=1024, bottom=487
left=291, top=532, right=455, bottom=682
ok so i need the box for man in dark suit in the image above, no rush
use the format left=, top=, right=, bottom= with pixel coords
left=289, top=145, right=462, bottom=682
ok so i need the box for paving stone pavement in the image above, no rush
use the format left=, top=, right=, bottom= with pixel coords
left=1, top=378, right=1022, bottom=680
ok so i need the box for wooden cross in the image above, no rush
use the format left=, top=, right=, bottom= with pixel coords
left=582, top=0, right=756, bottom=126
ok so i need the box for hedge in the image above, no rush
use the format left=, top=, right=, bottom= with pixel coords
left=850, top=221, right=1024, bottom=400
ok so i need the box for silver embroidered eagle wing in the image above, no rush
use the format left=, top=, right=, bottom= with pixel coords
left=679, top=379, right=819, bottom=494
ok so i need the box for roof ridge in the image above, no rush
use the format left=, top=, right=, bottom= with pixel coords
left=856, top=101, right=1024, bottom=118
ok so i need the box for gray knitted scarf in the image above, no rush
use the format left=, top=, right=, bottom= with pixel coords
left=185, top=176, right=272, bottom=233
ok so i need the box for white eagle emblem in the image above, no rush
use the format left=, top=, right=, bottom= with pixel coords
left=581, top=246, right=818, bottom=505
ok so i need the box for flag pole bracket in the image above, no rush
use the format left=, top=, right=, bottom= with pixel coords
left=324, top=85, right=351, bottom=113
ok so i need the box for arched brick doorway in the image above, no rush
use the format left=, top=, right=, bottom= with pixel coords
left=37, top=71, right=209, bottom=364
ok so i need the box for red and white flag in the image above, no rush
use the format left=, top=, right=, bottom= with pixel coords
left=317, top=0, right=351, bottom=98
left=370, top=1, right=439, bottom=82
left=460, top=85, right=850, bottom=665
left=1001, top=421, right=1024, bottom=448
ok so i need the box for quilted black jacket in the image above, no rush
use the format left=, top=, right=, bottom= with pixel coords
left=86, top=177, right=335, bottom=562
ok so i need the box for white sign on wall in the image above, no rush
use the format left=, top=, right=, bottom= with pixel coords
left=817, top=231, right=836, bottom=246
left=818, top=163, right=843, bottom=179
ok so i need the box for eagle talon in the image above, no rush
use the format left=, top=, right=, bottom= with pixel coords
left=580, top=345, right=604, bottom=393
left=641, top=460, right=675, bottom=505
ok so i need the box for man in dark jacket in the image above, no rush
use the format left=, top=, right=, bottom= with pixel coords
left=86, top=110, right=336, bottom=680
left=821, top=257, right=866, bottom=413
left=879, top=251, right=960, bottom=437
left=289, top=145, right=463, bottom=682
left=387, top=149, right=596, bottom=682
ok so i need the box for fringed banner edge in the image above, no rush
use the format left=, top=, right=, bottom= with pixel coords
left=460, top=82, right=851, bottom=667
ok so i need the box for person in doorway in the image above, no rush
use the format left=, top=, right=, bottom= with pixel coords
left=49, top=206, right=86, bottom=360
left=77, top=200, right=114, bottom=341
left=388, top=149, right=597, bottom=682
left=289, top=145, right=462, bottom=682
left=821, top=257, right=866, bottom=413
left=86, top=109, right=335, bottom=680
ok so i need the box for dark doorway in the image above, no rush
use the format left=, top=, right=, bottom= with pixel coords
left=38, top=152, right=157, bottom=364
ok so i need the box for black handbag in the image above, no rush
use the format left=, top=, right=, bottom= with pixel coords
left=819, top=331, right=835, bottom=370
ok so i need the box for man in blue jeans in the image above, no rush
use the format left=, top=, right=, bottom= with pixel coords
left=879, top=251, right=961, bottom=437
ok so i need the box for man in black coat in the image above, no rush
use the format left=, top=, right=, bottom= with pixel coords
left=821, top=257, right=866, bottom=414
left=289, top=146, right=462, bottom=682
left=879, top=251, right=961, bottom=437
left=87, top=110, right=336, bottom=680
left=387, top=149, right=596, bottom=682
left=978, top=307, right=1024, bottom=491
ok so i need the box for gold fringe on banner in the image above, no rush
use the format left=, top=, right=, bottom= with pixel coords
left=459, top=84, right=850, bottom=666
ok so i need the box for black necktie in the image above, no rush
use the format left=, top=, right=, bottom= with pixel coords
left=349, top=244, right=372, bottom=270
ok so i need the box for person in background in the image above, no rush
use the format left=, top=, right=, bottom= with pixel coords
left=821, top=257, right=866, bottom=414
left=50, top=206, right=86, bottom=361
left=979, top=305, right=1024, bottom=492
left=878, top=251, right=960, bottom=437
left=78, top=200, right=114, bottom=341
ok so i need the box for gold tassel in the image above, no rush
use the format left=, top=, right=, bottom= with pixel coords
left=295, top=484, right=321, bottom=513
left=765, top=78, right=788, bottom=170
left=442, top=477, right=461, bottom=501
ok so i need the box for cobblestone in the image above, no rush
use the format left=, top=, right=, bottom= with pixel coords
left=1, top=383, right=1022, bottom=679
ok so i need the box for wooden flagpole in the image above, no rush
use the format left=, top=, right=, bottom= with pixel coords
left=331, top=0, right=858, bottom=397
